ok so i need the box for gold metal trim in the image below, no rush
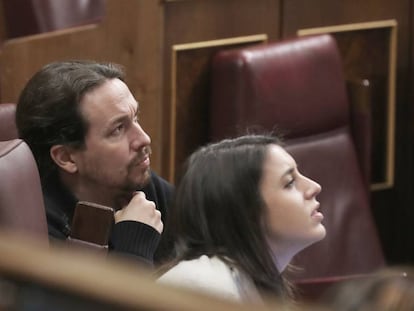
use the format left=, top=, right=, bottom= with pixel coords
left=298, top=20, right=397, bottom=36
left=169, top=34, right=268, bottom=182
left=173, top=34, right=268, bottom=51
left=298, top=20, right=397, bottom=191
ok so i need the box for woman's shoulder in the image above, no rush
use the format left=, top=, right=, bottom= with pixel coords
left=159, top=255, right=231, bottom=278
left=157, top=255, right=242, bottom=301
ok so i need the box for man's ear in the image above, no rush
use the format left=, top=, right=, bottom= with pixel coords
left=50, top=145, right=78, bottom=174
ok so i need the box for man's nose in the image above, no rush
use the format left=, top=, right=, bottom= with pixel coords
left=130, top=122, right=151, bottom=149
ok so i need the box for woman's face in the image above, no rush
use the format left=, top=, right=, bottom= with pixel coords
left=260, top=144, right=326, bottom=252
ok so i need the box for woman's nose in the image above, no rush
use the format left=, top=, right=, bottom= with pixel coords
left=304, top=176, right=322, bottom=198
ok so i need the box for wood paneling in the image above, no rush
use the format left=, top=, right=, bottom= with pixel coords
left=0, top=0, right=165, bottom=173
left=162, top=0, right=281, bottom=180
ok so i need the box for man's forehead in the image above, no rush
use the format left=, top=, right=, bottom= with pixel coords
left=80, top=80, right=137, bottom=115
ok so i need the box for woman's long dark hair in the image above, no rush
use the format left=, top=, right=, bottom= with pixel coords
left=165, top=134, right=291, bottom=299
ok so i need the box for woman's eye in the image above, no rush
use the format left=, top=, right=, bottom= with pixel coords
left=285, top=178, right=295, bottom=189
left=133, top=115, right=139, bottom=123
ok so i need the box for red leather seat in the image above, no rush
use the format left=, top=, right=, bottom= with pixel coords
left=209, top=34, right=385, bottom=300
left=0, top=139, right=48, bottom=242
left=0, top=103, right=18, bottom=141
left=0, top=104, right=108, bottom=253
left=0, top=104, right=47, bottom=240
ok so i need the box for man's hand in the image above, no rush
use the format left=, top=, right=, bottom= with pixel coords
left=114, top=191, right=163, bottom=234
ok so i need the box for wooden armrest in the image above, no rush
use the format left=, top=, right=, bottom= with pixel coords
left=294, top=273, right=381, bottom=302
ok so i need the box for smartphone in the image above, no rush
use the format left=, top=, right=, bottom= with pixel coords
left=70, top=201, right=114, bottom=246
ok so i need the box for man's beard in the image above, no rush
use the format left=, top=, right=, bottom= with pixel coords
left=125, top=145, right=152, bottom=189
left=128, top=145, right=152, bottom=170
left=114, top=146, right=152, bottom=210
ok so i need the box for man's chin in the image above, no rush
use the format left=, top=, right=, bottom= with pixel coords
left=140, top=169, right=152, bottom=187
left=130, top=168, right=151, bottom=189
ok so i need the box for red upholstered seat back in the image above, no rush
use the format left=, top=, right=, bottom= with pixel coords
left=209, top=34, right=385, bottom=282
left=0, top=103, right=18, bottom=141
left=0, top=104, right=109, bottom=253
left=0, top=139, right=48, bottom=242
left=210, top=35, right=348, bottom=140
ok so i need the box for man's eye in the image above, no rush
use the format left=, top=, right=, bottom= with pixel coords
left=133, top=115, right=139, bottom=123
left=111, top=124, right=124, bottom=136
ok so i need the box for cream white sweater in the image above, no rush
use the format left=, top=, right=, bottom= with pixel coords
left=157, top=255, right=262, bottom=303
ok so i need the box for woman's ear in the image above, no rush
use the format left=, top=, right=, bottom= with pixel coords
left=50, top=145, right=78, bottom=174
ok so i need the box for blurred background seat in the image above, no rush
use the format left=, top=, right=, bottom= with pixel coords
left=209, top=34, right=385, bottom=301
left=2, top=0, right=106, bottom=39
left=0, top=1, right=105, bottom=100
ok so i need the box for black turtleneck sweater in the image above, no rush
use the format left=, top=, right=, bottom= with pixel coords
left=43, top=170, right=174, bottom=266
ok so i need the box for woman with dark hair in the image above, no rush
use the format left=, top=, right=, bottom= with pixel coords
left=158, top=134, right=326, bottom=303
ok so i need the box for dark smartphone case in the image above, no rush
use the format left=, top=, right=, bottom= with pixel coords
left=70, top=201, right=114, bottom=246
